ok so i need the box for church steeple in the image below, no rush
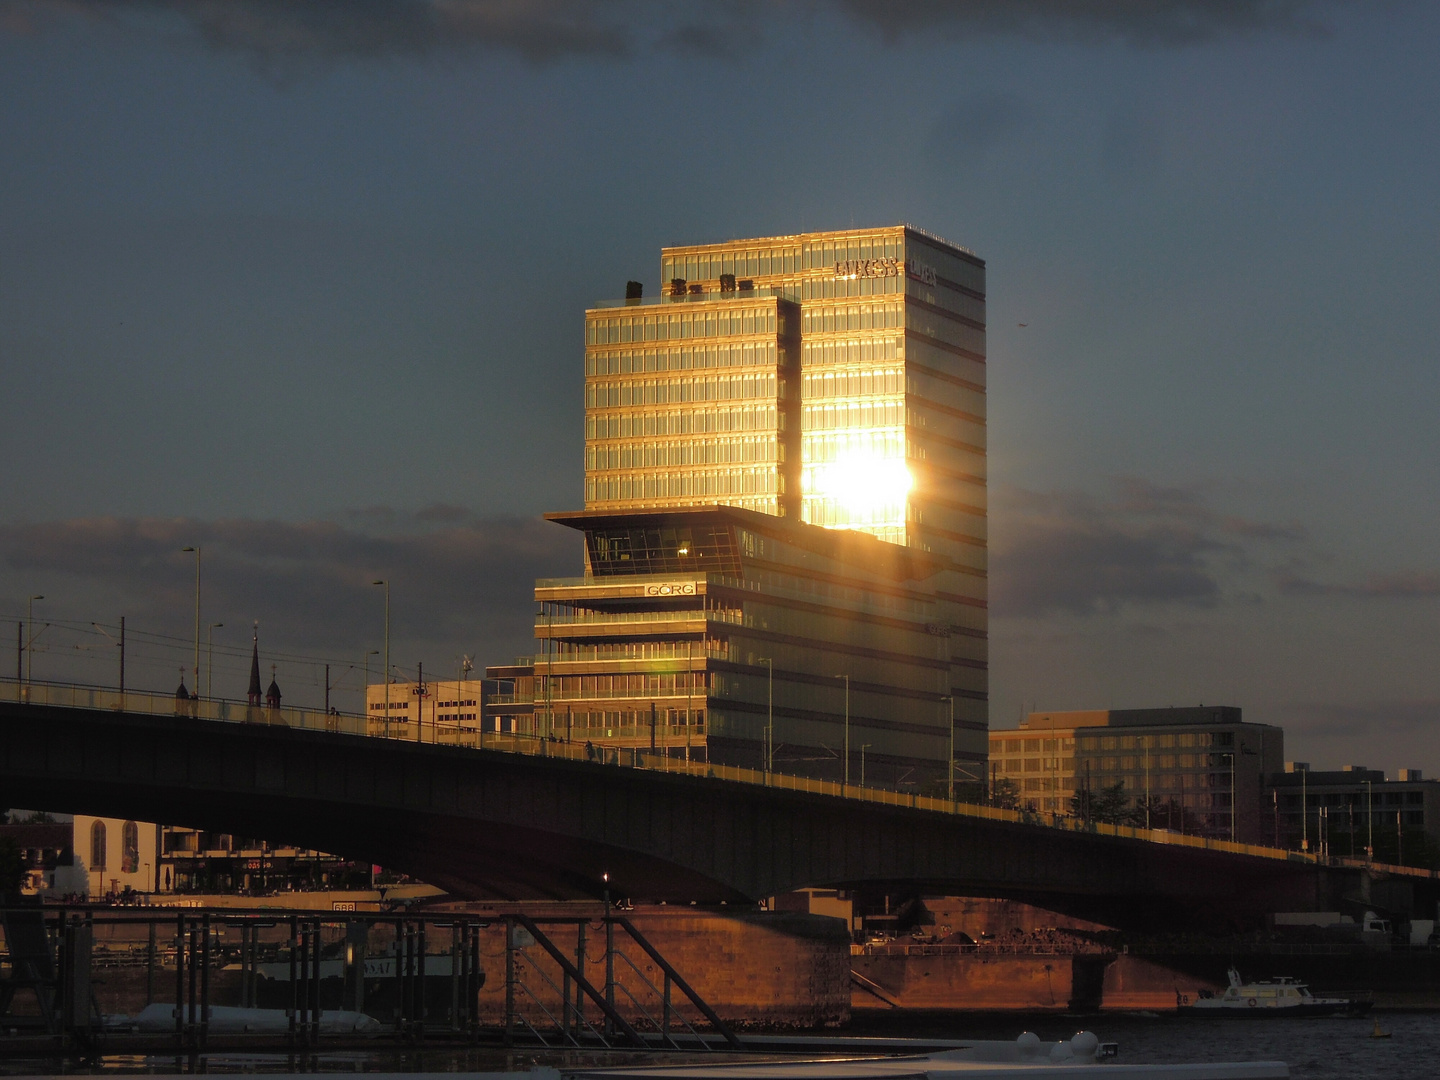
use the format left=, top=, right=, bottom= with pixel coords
left=247, top=623, right=262, bottom=705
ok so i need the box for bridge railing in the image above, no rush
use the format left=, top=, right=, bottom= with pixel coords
left=5, top=676, right=1435, bottom=878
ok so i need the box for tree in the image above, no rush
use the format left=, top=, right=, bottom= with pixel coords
left=991, top=777, right=1021, bottom=811
left=1071, top=781, right=1133, bottom=825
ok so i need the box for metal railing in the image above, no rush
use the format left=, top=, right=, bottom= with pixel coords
left=4, top=675, right=1437, bottom=879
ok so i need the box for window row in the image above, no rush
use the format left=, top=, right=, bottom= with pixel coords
left=586, top=306, right=780, bottom=345
left=1076, top=732, right=1233, bottom=751
left=587, top=436, right=781, bottom=470
left=551, top=709, right=706, bottom=735
left=801, top=301, right=905, bottom=335
left=588, top=469, right=781, bottom=501
left=662, top=234, right=903, bottom=283
left=802, top=335, right=903, bottom=366
left=550, top=640, right=721, bottom=662
left=801, top=367, right=904, bottom=399
left=802, top=429, right=909, bottom=463
left=542, top=672, right=707, bottom=697
left=587, top=373, right=781, bottom=409
left=587, top=405, right=780, bottom=439
left=800, top=399, right=905, bottom=430
left=586, top=341, right=781, bottom=376
left=798, top=276, right=905, bottom=301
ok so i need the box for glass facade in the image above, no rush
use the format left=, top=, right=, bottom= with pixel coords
left=532, top=507, right=959, bottom=788
left=555, top=225, right=988, bottom=787
left=658, top=225, right=986, bottom=575
left=584, top=296, right=800, bottom=518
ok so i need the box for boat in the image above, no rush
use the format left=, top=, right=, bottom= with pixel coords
left=1179, top=967, right=1370, bottom=1017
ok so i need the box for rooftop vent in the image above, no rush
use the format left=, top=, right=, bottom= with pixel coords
left=625, top=280, right=643, bottom=300
left=738, top=279, right=755, bottom=290
left=669, top=277, right=687, bottom=297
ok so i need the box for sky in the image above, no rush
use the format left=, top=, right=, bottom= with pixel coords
left=2, top=0, right=1439, bottom=776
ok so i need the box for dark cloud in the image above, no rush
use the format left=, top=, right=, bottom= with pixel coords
left=1270, top=699, right=1440, bottom=746
left=990, top=478, right=1311, bottom=618
left=991, top=488, right=1225, bottom=617
left=0, top=0, right=1338, bottom=66
left=0, top=514, right=582, bottom=683
left=1277, top=569, right=1440, bottom=598
left=0, top=0, right=631, bottom=65
left=834, top=0, right=1332, bottom=47
left=928, top=92, right=1037, bottom=167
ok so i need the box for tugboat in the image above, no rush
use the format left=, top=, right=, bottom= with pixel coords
left=1180, top=967, right=1371, bottom=1017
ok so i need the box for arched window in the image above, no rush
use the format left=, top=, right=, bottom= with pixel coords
left=121, top=821, right=139, bottom=874
left=90, top=819, right=107, bottom=871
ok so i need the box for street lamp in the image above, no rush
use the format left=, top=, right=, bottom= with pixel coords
left=945, top=694, right=955, bottom=802
left=757, top=657, right=773, bottom=776
left=860, top=744, right=872, bottom=788
left=181, top=546, right=201, bottom=696
left=372, top=580, right=389, bottom=735
left=362, top=649, right=379, bottom=725
left=25, top=595, right=43, bottom=684
left=206, top=623, right=223, bottom=701
left=835, top=674, right=850, bottom=789
left=1219, top=751, right=1237, bottom=843
left=1366, top=779, right=1374, bottom=861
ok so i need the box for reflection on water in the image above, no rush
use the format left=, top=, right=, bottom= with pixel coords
left=3, top=1012, right=1438, bottom=1077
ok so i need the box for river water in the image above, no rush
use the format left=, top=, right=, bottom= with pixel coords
left=4, top=1012, right=1437, bottom=1077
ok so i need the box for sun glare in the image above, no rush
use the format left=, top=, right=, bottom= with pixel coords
left=807, top=450, right=912, bottom=526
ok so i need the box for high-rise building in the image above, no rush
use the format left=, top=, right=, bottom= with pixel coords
left=526, top=226, right=987, bottom=791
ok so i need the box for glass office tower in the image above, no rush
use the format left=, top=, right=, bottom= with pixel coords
left=540, top=225, right=987, bottom=790
left=584, top=290, right=800, bottom=518
left=658, top=226, right=986, bottom=571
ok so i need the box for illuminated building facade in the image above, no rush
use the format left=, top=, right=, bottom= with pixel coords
left=988, top=708, right=1284, bottom=843
left=533, top=225, right=987, bottom=789
left=533, top=505, right=964, bottom=788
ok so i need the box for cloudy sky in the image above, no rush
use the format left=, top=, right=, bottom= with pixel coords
left=2, top=1, right=1438, bottom=775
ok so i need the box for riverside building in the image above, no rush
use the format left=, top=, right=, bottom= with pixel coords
left=988, top=708, right=1284, bottom=843
left=533, top=225, right=988, bottom=790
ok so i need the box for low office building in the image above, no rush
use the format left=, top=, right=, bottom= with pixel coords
left=989, top=708, right=1284, bottom=843
left=364, top=677, right=484, bottom=741
left=1268, top=763, right=1439, bottom=861
left=531, top=504, right=979, bottom=789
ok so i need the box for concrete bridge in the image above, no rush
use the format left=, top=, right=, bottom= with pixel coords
left=1, top=687, right=1432, bottom=928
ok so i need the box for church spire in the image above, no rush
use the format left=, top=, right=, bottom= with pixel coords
left=247, top=622, right=262, bottom=705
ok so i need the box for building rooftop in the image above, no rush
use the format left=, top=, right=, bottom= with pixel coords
left=1012, top=706, right=1248, bottom=731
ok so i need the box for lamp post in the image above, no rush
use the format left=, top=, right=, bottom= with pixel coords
left=361, top=649, right=379, bottom=728
left=860, top=744, right=872, bottom=788
left=24, top=595, right=43, bottom=684
left=1144, top=735, right=1152, bottom=830
left=372, top=581, right=389, bottom=735
left=206, top=623, right=223, bottom=701
left=835, top=674, right=850, bottom=789
left=758, top=657, right=773, bottom=776
left=1366, top=779, right=1374, bottom=861
left=946, top=694, right=955, bottom=802
left=181, top=546, right=200, bottom=696
left=1219, top=751, right=1237, bottom=843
